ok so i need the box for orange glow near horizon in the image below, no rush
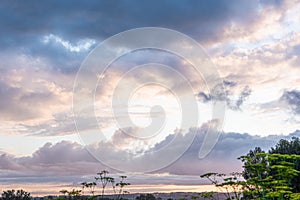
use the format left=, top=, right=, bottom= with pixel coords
left=0, top=183, right=218, bottom=197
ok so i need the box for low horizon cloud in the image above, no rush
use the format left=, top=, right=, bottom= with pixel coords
left=1, top=128, right=299, bottom=186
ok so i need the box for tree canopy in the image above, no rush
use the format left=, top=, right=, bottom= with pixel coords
left=201, top=137, right=300, bottom=200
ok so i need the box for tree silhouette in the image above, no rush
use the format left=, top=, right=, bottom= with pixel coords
left=59, top=189, right=82, bottom=200
left=1, top=189, right=31, bottom=200
left=200, top=172, right=243, bottom=200
left=241, top=147, right=266, bottom=180
left=269, top=137, right=300, bottom=192
left=113, top=175, right=130, bottom=200
left=81, top=181, right=96, bottom=197
left=243, top=137, right=300, bottom=193
left=239, top=153, right=299, bottom=199
left=201, top=140, right=300, bottom=200
left=95, top=170, right=115, bottom=199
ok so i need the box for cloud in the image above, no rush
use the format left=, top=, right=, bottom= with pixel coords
left=229, top=86, right=252, bottom=110
left=2, top=127, right=300, bottom=182
left=198, top=80, right=252, bottom=110
left=256, top=89, right=300, bottom=120
left=21, top=115, right=76, bottom=136
left=0, top=154, right=24, bottom=171
left=0, top=0, right=284, bottom=43
left=211, top=31, right=300, bottom=90
left=0, top=0, right=290, bottom=75
left=0, top=80, right=55, bottom=121
left=28, top=141, right=94, bottom=163
left=0, top=141, right=105, bottom=176
left=0, top=76, right=72, bottom=122
left=42, top=34, right=96, bottom=53
left=1, top=126, right=300, bottom=197
left=280, top=89, right=300, bottom=115
left=153, top=128, right=286, bottom=175
left=0, top=0, right=297, bottom=138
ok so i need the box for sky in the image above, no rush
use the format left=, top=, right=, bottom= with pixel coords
left=1, top=0, right=300, bottom=196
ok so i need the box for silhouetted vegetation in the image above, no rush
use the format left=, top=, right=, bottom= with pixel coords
left=269, top=137, right=300, bottom=192
left=200, top=137, right=300, bottom=200
left=0, top=189, right=31, bottom=200
left=57, top=170, right=130, bottom=200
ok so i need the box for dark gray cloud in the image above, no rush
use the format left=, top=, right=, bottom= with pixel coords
left=198, top=80, right=252, bottom=110
left=280, top=89, right=300, bottom=115
left=198, top=82, right=228, bottom=102
left=255, top=89, right=300, bottom=121
left=223, top=80, right=237, bottom=87
left=0, top=0, right=286, bottom=73
left=229, top=86, right=252, bottom=110
left=0, top=0, right=280, bottom=42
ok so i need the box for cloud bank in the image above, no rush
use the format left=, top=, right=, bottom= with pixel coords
left=1, top=129, right=299, bottom=186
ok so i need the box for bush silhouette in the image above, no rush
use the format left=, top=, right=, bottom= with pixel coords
left=0, top=189, right=31, bottom=200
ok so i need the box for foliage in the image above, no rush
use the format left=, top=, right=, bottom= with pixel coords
left=241, top=147, right=266, bottom=180
left=81, top=181, right=96, bottom=197
left=198, top=192, right=217, bottom=200
left=0, top=189, right=31, bottom=200
left=113, top=175, right=130, bottom=200
left=201, top=140, right=300, bottom=200
left=56, top=170, right=130, bottom=200
left=200, top=172, right=243, bottom=200
left=95, top=170, right=115, bottom=199
left=59, top=189, right=82, bottom=200
left=94, top=170, right=130, bottom=200
left=239, top=137, right=300, bottom=198
left=239, top=153, right=300, bottom=199
left=269, top=137, right=300, bottom=192
left=269, top=137, right=300, bottom=155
